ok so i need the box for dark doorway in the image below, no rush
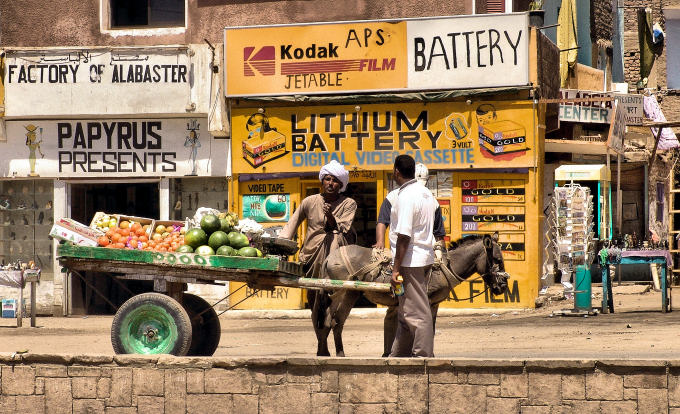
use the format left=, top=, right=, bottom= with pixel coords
left=69, top=182, right=160, bottom=315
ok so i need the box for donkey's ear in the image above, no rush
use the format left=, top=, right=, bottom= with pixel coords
left=483, top=234, right=493, bottom=249
left=492, top=232, right=499, bottom=242
left=448, top=241, right=458, bottom=250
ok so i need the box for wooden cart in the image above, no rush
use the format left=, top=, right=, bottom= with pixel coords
left=57, top=244, right=390, bottom=356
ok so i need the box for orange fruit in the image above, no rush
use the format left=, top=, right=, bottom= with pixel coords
left=121, top=228, right=131, bottom=237
left=131, top=222, right=142, bottom=231
left=98, top=236, right=110, bottom=247
left=111, top=233, right=122, bottom=243
left=139, top=235, right=149, bottom=242
left=105, top=229, right=115, bottom=238
left=119, top=221, right=130, bottom=229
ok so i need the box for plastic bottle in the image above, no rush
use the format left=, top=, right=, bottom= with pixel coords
left=393, top=276, right=404, bottom=296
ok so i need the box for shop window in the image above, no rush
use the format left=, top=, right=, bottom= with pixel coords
left=170, top=177, right=228, bottom=221
left=110, top=0, right=185, bottom=28
left=0, top=179, right=54, bottom=280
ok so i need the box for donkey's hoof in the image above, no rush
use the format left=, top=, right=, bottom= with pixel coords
left=317, top=351, right=331, bottom=357
left=336, top=351, right=345, bottom=357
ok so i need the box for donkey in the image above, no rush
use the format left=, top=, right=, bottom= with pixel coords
left=311, top=233, right=509, bottom=357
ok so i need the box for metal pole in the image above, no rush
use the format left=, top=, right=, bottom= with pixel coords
left=617, top=153, right=623, bottom=285
left=30, top=281, right=36, bottom=328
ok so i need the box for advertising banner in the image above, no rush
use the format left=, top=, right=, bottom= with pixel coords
left=2, top=118, right=213, bottom=177
left=224, top=13, right=529, bottom=96
left=242, top=194, right=291, bottom=223
left=3, top=49, right=193, bottom=117
left=231, top=101, right=536, bottom=173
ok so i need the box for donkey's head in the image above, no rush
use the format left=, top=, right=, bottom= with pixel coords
left=480, top=233, right=509, bottom=296
left=446, top=232, right=509, bottom=296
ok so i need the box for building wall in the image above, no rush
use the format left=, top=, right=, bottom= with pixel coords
left=0, top=0, right=472, bottom=47
left=0, top=355, right=675, bottom=413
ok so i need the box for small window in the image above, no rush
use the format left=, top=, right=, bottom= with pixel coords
left=111, top=0, right=185, bottom=28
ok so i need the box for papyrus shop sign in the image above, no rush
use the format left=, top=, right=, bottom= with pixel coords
left=558, top=89, right=644, bottom=125
left=224, top=13, right=529, bottom=96
left=2, top=118, right=211, bottom=177
left=3, top=49, right=192, bottom=117
left=230, top=101, right=536, bottom=173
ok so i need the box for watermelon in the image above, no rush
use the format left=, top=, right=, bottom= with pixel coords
left=227, top=231, right=250, bottom=249
left=238, top=247, right=258, bottom=257
left=216, top=245, right=236, bottom=256
left=185, top=229, right=208, bottom=249
left=200, top=214, right=221, bottom=235
left=175, top=245, right=194, bottom=253
left=208, top=231, right=229, bottom=251
left=195, top=245, right=215, bottom=256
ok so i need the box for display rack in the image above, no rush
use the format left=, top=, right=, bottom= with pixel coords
left=0, top=179, right=54, bottom=276
left=545, top=184, right=596, bottom=297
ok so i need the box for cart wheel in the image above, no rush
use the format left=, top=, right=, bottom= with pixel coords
left=111, top=293, right=192, bottom=356
left=183, top=293, right=221, bottom=356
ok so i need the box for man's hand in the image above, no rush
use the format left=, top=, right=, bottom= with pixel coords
left=391, top=268, right=402, bottom=287
left=322, top=202, right=331, bottom=215
left=373, top=241, right=385, bottom=249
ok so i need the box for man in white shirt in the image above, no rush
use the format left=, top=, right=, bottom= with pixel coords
left=389, top=155, right=439, bottom=357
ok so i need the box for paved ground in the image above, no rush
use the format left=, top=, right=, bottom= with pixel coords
left=0, top=285, right=678, bottom=359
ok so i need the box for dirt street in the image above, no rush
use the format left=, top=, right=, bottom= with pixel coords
left=1, top=286, right=678, bottom=359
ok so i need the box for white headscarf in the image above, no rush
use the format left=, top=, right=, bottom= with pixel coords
left=319, top=160, right=349, bottom=192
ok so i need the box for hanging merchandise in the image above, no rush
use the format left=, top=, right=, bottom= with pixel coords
left=545, top=184, right=597, bottom=315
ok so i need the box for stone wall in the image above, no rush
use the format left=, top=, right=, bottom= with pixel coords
left=0, top=355, right=679, bottom=413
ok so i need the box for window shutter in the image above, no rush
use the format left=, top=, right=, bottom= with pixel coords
left=487, top=0, right=505, bottom=13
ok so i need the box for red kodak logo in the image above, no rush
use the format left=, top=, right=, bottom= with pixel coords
left=243, top=46, right=275, bottom=76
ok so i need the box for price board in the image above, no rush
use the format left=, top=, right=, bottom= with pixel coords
left=463, top=232, right=526, bottom=261
left=460, top=178, right=527, bottom=259
left=461, top=179, right=526, bottom=203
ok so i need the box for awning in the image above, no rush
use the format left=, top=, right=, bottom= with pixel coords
left=554, top=164, right=611, bottom=181
left=231, top=86, right=534, bottom=105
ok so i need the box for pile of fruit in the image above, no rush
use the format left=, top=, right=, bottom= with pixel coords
left=97, top=221, right=152, bottom=250
left=179, top=213, right=262, bottom=257
left=92, top=214, right=118, bottom=231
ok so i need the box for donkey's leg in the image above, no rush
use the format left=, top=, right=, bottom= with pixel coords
left=383, top=306, right=398, bottom=357
left=330, top=290, right=361, bottom=357
left=311, top=290, right=332, bottom=357
left=430, top=303, right=440, bottom=331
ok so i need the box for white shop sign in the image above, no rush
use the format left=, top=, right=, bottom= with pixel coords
left=3, top=49, right=193, bottom=117
left=407, top=13, right=529, bottom=90
left=2, top=118, right=214, bottom=178
left=559, top=89, right=644, bottom=125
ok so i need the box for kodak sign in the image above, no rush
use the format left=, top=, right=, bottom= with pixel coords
left=224, top=13, right=529, bottom=97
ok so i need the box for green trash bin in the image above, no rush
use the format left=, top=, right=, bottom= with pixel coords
left=574, top=265, right=592, bottom=311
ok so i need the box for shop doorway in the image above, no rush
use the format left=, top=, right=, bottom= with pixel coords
left=69, top=182, right=160, bottom=315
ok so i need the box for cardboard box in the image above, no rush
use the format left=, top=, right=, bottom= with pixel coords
left=50, top=217, right=103, bottom=246
left=154, top=220, right=187, bottom=233
left=50, top=225, right=100, bottom=247
left=90, top=211, right=116, bottom=230
left=2, top=299, right=16, bottom=318
left=116, top=215, right=154, bottom=237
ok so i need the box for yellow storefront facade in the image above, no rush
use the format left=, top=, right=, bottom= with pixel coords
left=224, top=13, right=550, bottom=310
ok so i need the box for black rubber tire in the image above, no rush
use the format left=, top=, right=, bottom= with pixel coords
left=111, top=292, right=192, bottom=356
left=183, top=293, right=221, bottom=356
